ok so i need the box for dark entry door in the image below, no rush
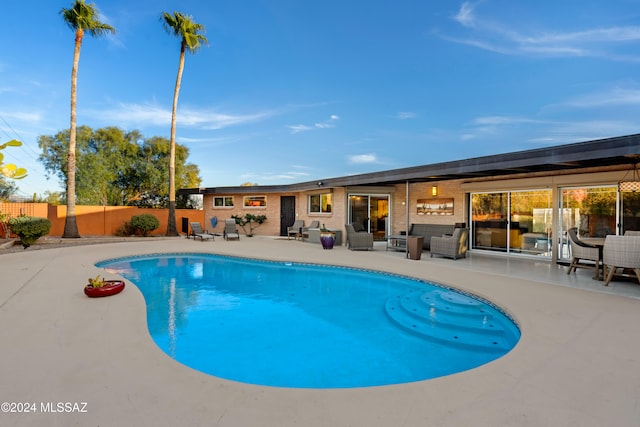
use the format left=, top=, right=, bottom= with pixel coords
left=280, top=196, right=296, bottom=236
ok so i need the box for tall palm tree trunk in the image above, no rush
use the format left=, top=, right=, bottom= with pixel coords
left=63, top=28, right=83, bottom=238
left=166, top=43, right=186, bottom=236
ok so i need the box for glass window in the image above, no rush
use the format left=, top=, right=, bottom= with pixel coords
left=213, top=196, right=234, bottom=207
left=622, top=191, right=640, bottom=233
left=471, top=190, right=552, bottom=256
left=243, top=195, right=267, bottom=207
left=510, top=190, right=552, bottom=256
left=309, top=193, right=332, bottom=213
left=559, top=186, right=617, bottom=260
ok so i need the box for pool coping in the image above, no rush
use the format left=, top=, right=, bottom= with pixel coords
left=1, top=237, right=639, bottom=426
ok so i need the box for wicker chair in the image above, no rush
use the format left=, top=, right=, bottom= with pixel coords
left=566, top=227, right=602, bottom=279
left=602, top=235, right=640, bottom=286
left=300, top=220, right=320, bottom=240
left=287, top=220, right=305, bottom=240
left=430, top=227, right=468, bottom=260
left=344, top=224, right=374, bottom=250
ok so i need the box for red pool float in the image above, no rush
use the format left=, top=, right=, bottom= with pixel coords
left=84, top=280, right=125, bottom=298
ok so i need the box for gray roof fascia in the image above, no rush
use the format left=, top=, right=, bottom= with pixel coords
left=180, top=134, right=640, bottom=195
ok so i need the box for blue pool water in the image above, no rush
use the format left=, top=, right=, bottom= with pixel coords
left=97, top=253, right=520, bottom=388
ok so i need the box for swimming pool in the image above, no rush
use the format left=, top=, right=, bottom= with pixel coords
left=97, top=253, right=520, bottom=388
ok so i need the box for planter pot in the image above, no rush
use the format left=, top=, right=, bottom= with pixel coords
left=320, top=232, right=336, bottom=250
left=84, top=280, right=125, bottom=298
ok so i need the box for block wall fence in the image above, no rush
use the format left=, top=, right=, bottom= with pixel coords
left=0, top=203, right=204, bottom=237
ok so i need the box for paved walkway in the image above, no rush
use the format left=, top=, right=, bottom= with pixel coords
left=1, top=237, right=639, bottom=426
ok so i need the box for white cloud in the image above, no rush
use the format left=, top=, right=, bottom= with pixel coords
left=472, top=115, right=539, bottom=125
left=0, top=110, right=42, bottom=122
left=88, top=102, right=274, bottom=130
left=288, top=114, right=339, bottom=133
left=525, top=27, right=640, bottom=44
left=348, top=153, right=378, bottom=164
left=442, top=3, right=640, bottom=61
left=287, top=124, right=314, bottom=134
left=245, top=171, right=312, bottom=182
left=563, top=86, right=640, bottom=108
left=396, top=112, right=416, bottom=120
left=314, top=123, right=334, bottom=129
left=453, top=2, right=477, bottom=27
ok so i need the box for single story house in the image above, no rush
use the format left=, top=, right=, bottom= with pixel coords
left=179, top=134, right=640, bottom=264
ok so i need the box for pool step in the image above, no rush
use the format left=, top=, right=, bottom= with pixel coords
left=385, top=290, right=518, bottom=353
left=401, top=291, right=502, bottom=334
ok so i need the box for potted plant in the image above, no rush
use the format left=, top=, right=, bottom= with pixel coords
left=320, top=224, right=336, bottom=250
left=84, top=275, right=125, bottom=298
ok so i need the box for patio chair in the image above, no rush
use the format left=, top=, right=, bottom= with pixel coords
left=300, top=220, right=320, bottom=240
left=345, top=223, right=374, bottom=251
left=602, top=235, right=640, bottom=286
left=287, top=220, right=305, bottom=240
left=223, top=219, right=240, bottom=241
left=189, top=222, right=214, bottom=241
left=566, top=227, right=601, bottom=279
left=430, top=227, right=468, bottom=260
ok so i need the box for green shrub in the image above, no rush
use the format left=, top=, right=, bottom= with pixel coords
left=8, top=216, right=52, bottom=248
left=114, top=220, right=136, bottom=237
left=129, top=214, right=160, bottom=236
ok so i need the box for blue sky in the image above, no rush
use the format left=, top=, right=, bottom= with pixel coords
left=2, top=0, right=640, bottom=197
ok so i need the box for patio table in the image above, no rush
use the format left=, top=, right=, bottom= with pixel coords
left=386, top=234, right=407, bottom=252
left=581, top=237, right=606, bottom=280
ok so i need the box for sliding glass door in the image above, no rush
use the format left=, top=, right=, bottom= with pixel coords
left=471, top=190, right=552, bottom=256
left=348, top=194, right=389, bottom=241
left=558, top=186, right=618, bottom=261
left=622, top=191, right=640, bottom=233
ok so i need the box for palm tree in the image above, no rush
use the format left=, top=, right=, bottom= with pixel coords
left=60, top=0, right=115, bottom=238
left=161, top=11, right=208, bottom=236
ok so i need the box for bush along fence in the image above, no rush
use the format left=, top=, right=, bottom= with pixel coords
left=7, top=216, right=52, bottom=248
left=0, top=202, right=204, bottom=238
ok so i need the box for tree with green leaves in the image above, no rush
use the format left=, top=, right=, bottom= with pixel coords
left=60, top=0, right=115, bottom=238
left=38, top=126, right=201, bottom=206
left=161, top=11, right=208, bottom=236
left=0, top=177, right=18, bottom=201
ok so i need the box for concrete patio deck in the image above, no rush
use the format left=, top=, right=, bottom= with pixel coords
left=1, top=236, right=640, bottom=426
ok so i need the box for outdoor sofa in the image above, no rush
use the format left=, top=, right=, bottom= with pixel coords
left=408, top=223, right=455, bottom=250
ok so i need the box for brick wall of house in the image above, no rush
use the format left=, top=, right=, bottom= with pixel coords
left=202, top=183, right=470, bottom=238
left=203, top=188, right=348, bottom=237
left=390, top=181, right=467, bottom=234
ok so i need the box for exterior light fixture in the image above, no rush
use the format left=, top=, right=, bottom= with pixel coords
left=431, top=185, right=438, bottom=197
left=619, top=164, right=640, bottom=192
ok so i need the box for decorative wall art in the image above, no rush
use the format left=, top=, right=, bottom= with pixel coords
left=417, top=198, right=454, bottom=215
